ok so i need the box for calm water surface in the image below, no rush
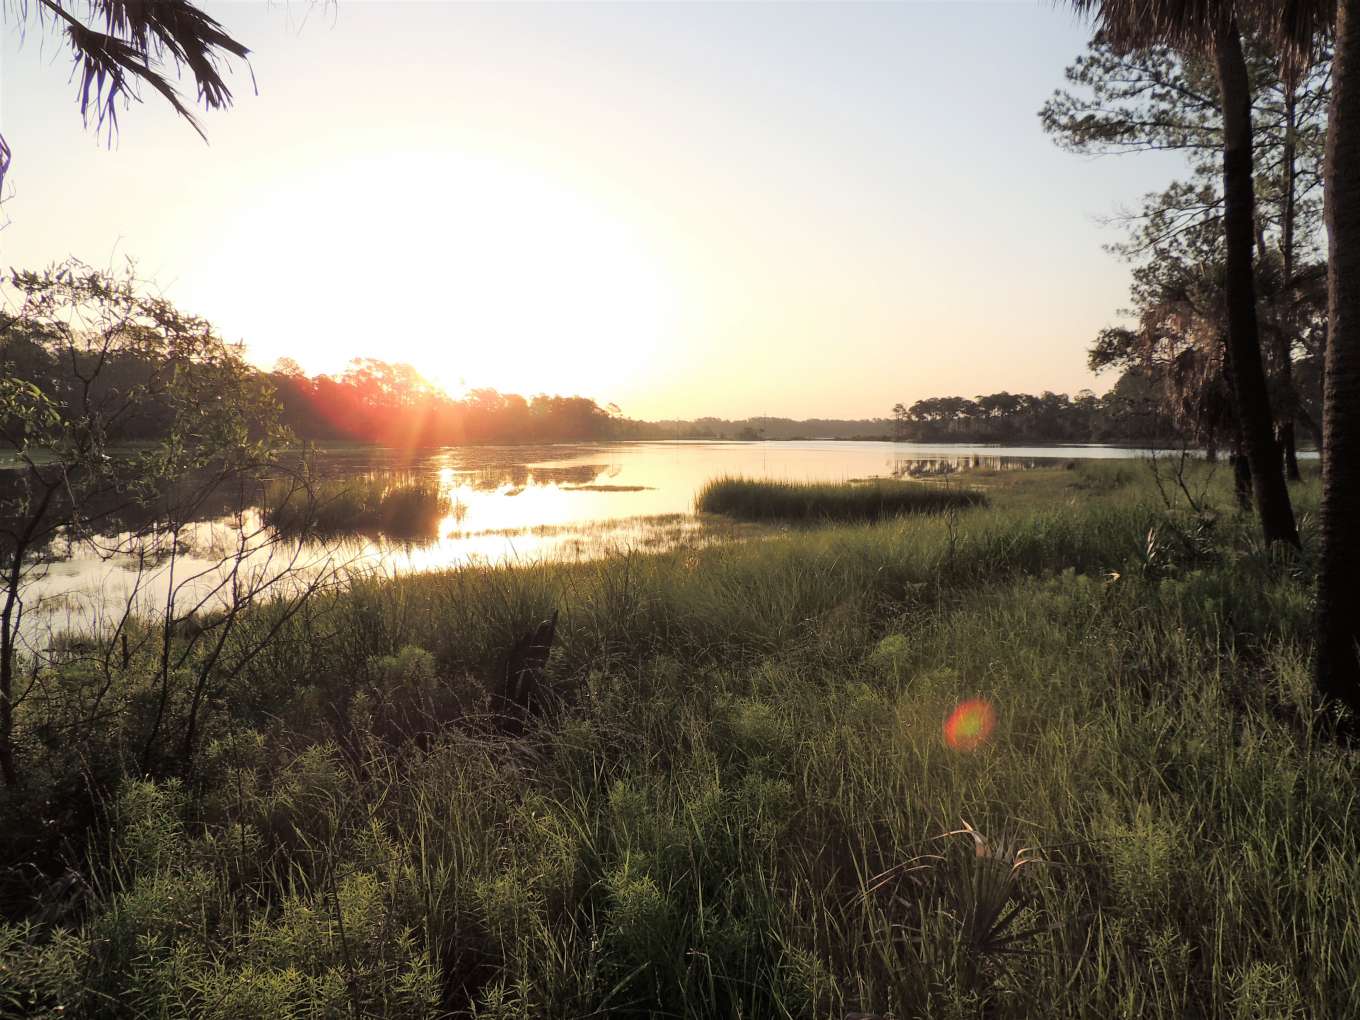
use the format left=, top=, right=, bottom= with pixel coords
left=20, top=440, right=1139, bottom=633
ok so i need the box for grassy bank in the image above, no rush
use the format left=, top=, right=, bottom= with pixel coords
left=696, top=475, right=986, bottom=522
left=262, top=475, right=453, bottom=539
left=2, top=462, right=1355, bottom=1018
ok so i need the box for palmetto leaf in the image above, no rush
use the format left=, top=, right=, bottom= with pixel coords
left=938, top=818, right=1052, bottom=960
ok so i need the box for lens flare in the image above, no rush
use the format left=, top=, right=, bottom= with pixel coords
left=943, top=698, right=996, bottom=751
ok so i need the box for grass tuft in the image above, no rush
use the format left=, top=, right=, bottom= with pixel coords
left=262, top=475, right=451, bottom=539
left=696, top=475, right=986, bottom=522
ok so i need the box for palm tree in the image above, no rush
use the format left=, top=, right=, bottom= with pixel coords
left=1071, top=0, right=1360, bottom=715
left=1315, top=0, right=1360, bottom=715
left=1068, top=0, right=1300, bottom=547
left=0, top=0, right=250, bottom=192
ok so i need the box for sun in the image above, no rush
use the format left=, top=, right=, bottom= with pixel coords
left=188, top=150, right=679, bottom=404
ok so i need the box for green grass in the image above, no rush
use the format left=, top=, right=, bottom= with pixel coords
left=2, top=461, right=1354, bottom=1019
left=261, top=475, right=452, bottom=539
left=696, top=475, right=987, bottom=521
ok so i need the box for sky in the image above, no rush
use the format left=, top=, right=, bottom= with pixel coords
left=0, top=1, right=1192, bottom=421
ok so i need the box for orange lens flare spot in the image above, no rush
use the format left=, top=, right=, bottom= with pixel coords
left=943, top=698, right=996, bottom=751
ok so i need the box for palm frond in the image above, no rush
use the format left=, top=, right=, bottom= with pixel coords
left=36, top=0, right=250, bottom=140
left=0, top=0, right=250, bottom=191
left=1065, top=0, right=1335, bottom=60
left=1066, top=0, right=1236, bottom=52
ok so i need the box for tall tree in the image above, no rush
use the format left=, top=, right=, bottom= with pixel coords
left=0, top=0, right=250, bottom=191
left=1066, top=1, right=1300, bottom=547
left=1043, top=35, right=1330, bottom=480
left=1067, top=0, right=1360, bottom=713
left=1318, top=0, right=1360, bottom=714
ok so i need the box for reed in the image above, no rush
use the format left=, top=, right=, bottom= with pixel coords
left=696, top=475, right=986, bottom=522
left=262, top=475, right=451, bottom=539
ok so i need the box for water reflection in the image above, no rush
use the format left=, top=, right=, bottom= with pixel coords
left=462, top=463, right=610, bottom=490
left=7, top=440, right=1146, bottom=632
left=888, top=454, right=1046, bottom=478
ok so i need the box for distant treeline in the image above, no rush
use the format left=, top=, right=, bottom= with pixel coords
left=269, top=359, right=631, bottom=445
left=268, top=363, right=922, bottom=444
left=627, top=417, right=898, bottom=441
left=0, top=328, right=630, bottom=445
left=643, top=373, right=1180, bottom=445
left=6, top=318, right=1174, bottom=447
left=890, top=373, right=1175, bottom=444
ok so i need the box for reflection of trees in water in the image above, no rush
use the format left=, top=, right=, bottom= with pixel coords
left=2, top=457, right=621, bottom=559
left=0, top=464, right=270, bottom=563
left=889, top=456, right=1044, bottom=478
left=461, top=463, right=609, bottom=491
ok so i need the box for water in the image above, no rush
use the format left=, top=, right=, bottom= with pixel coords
left=10, top=440, right=1141, bottom=636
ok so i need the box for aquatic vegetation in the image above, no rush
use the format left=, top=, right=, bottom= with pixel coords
left=696, top=475, right=987, bottom=521
left=261, top=475, right=451, bottom=539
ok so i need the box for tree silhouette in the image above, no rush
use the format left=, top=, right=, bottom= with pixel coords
left=1042, top=33, right=1331, bottom=479
left=1065, top=1, right=1300, bottom=549
left=1067, top=0, right=1360, bottom=724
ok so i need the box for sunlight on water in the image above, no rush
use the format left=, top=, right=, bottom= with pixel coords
left=11, top=440, right=1142, bottom=639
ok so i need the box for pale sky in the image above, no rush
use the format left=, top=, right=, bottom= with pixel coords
left=0, top=1, right=1190, bottom=420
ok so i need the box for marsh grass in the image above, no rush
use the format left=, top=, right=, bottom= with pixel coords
left=2, top=462, right=1355, bottom=1018
left=696, top=475, right=987, bottom=522
left=262, top=475, right=451, bottom=539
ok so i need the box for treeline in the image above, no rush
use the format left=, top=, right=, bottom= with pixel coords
left=269, top=359, right=630, bottom=445
left=1, top=330, right=635, bottom=446
left=630, top=416, right=896, bottom=441
left=891, top=372, right=1175, bottom=444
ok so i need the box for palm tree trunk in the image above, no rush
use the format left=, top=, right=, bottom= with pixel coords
left=1221, top=339, right=1254, bottom=511
left=1317, top=0, right=1360, bottom=714
left=1212, top=20, right=1300, bottom=547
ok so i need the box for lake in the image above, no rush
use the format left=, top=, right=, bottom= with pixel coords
left=14, top=440, right=1145, bottom=636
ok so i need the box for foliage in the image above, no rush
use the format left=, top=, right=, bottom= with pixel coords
left=1043, top=32, right=1332, bottom=461
left=0, top=462, right=1351, bottom=1017
left=0, top=258, right=287, bottom=789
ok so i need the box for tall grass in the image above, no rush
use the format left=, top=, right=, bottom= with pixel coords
left=696, top=475, right=986, bottom=522
left=261, top=475, right=452, bottom=539
left=2, top=462, right=1352, bottom=1018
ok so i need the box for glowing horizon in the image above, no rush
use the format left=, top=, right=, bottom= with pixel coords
left=1, top=2, right=1192, bottom=421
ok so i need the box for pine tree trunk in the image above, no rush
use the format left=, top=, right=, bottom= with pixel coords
left=1280, top=83, right=1302, bottom=482
left=1212, top=21, right=1300, bottom=547
left=1317, top=0, right=1360, bottom=714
